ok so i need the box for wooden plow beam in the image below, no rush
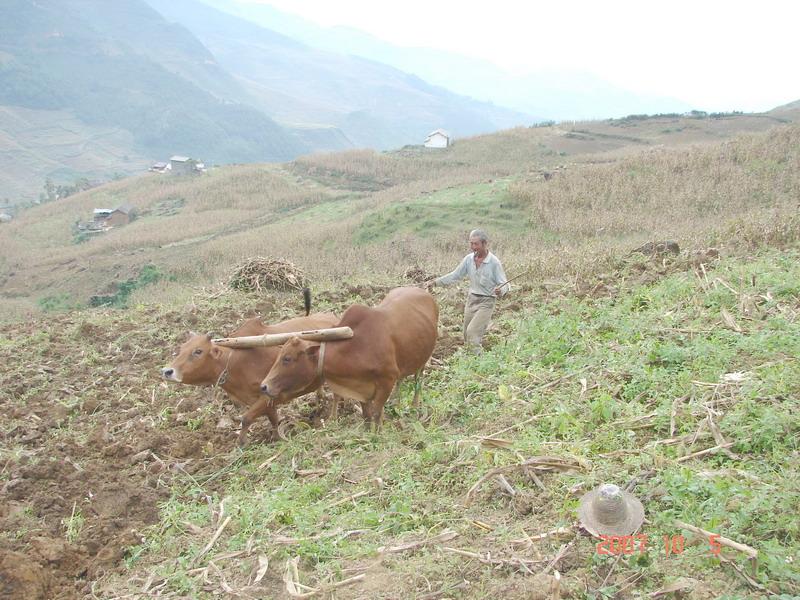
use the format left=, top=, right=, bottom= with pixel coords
left=212, top=326, right=353, bottom=348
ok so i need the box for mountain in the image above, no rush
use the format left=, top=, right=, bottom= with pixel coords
left=0, top=0, right=308, bottom=202
left=200, top=0, right=692, bottom=121
left=1, top=0, right=532, bottom=202
left=143, top=0, right=530, bottom=148
left=0, top=0, right=306, bottom=162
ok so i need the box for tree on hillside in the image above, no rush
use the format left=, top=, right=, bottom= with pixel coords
left=39, top=177, right=96, bottom=203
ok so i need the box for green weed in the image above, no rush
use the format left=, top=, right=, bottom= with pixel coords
left=62, top=502, right=85, bottom=543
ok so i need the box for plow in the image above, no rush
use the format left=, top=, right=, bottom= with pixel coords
left=212, top=326, right=354, bottom=348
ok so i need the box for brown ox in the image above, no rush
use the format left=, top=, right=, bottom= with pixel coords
left=260, top=287, right=438, bottom=428
left=161, top=312, right=338, bottom=445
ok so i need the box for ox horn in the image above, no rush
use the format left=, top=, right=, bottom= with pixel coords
left=211, top=326, right=354, bottom=348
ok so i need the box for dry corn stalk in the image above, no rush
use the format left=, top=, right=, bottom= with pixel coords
left=229, top=257, right=307, bottom=293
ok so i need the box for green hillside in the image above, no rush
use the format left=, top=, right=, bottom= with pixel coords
left=0, top=0, right=533, bottom=204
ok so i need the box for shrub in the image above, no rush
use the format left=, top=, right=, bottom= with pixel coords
left=89, top=264, right=172, bottom=308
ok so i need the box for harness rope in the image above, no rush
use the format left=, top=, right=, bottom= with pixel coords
left=316, top=342, right=326, bottom=383
left=215, top=347, right=233, bottom=388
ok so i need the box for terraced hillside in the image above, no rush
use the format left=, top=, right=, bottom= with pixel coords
left=1, top=111, right=799, bottom=321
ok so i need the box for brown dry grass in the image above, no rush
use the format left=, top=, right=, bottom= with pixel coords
left=1, top=117, right=799, bottom=319
left=511, top=125, right=800, bottom=241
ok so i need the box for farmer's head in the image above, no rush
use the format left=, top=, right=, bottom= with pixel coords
left=469, top=229, right=489, bottom=255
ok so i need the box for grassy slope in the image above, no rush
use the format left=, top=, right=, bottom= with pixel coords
left=82, top=247, right=799, bottom=598
left=351, top=179, right=525, bottom=244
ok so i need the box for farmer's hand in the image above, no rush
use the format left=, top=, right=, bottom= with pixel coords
left=493, top=286, right=502, bottom=297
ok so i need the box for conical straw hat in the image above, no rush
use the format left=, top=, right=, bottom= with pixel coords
left=578, top=483, right=645, bottom=536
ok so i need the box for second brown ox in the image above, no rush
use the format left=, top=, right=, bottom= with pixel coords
left=260, top=286, right=438, bottom=428
left=162, top=312, right=338, bottom=445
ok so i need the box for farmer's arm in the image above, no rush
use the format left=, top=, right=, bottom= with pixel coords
left=435, top=255, right=470, bottom=286
left=493, top=259, right=510, bottom=297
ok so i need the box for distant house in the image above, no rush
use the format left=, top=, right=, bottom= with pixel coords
left=424, top=129, right=451, bottom=149
left=91, top=204, right=136, bottom=228
left=0, top=213, right=12, bottom=224
left=170, top=155, right=197, bottom=175
left=107, top=203, right=136, bottom=226
left=149, top=161, right=169, bottom=173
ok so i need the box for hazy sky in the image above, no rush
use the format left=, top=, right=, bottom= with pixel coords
left=254, top=0, right=799, bottom=112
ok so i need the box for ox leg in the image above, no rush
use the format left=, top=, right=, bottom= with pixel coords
left=238, top=400, right=280, bottom=447
left=359, top=401, right=372, bottom=426
left=367, top=382, right=394, bottom=431
left=412, top=369, right=424, bottom=408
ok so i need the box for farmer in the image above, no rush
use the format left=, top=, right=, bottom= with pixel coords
left=426, top=229, right=510, bottom=354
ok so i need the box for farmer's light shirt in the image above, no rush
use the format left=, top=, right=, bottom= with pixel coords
left=436, top=252, right=510, bottom=297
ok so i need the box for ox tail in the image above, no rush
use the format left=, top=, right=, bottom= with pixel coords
left=303, top=287, right=311, bottom=316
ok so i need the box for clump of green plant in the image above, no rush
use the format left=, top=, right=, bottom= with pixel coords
left=38, top=293, right=80, bottom=312
left=150, top=196, right=185, bottom=217
left=40, top=177, right=97, bottom=204
left=72, top=231, right=90, bottom=245
left=61, top=501, right=85, bottom=543
left=90, top=264, right=173, bottom=308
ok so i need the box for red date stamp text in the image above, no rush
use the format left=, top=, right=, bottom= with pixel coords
left=596, top=534, right=721, bottom=556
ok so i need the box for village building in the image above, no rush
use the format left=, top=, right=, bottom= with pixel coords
left=106, top=203, right=136, bottom=226
left=170, top=155, right=197, bottom=175
left=149, top=161, right=169, bottom=173
left=424, top=129, right=451, bottom=148
left=89, top=203, right=136, bottom=229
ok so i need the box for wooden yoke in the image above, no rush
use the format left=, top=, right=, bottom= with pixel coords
left=212, top=326, right=353, bottom=348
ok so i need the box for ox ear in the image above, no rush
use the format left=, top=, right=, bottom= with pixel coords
left=305, top=344, right=320, bottom=361
left=205, top=332, right=214, bottom=340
